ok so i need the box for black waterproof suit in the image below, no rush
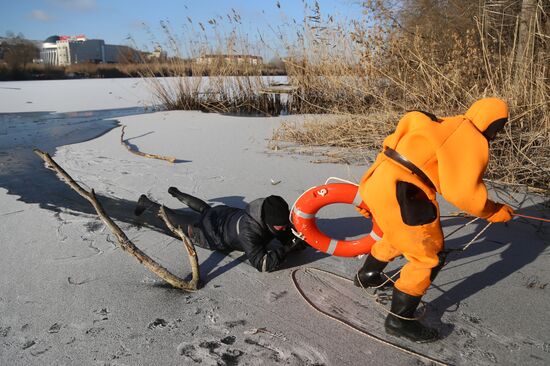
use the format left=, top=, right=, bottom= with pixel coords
left=185, top=198, right=293, bottom=272
left=136, top=192, right=296, bottom=272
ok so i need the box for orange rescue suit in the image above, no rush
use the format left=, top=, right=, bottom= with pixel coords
left=358, top=98, right=509, bottom=296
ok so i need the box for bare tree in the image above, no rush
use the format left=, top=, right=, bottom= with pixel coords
left=514, top=0, right=538, bottom=79
left=3, top=42, right=39, bottom=69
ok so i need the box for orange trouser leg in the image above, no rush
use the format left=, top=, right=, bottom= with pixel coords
left=371, top=215, right=443, bottom=296
left=360, top=163, right=443, bottom=297
left=394, top=219, right=443, bottom=296
left=371, top=237, right=401, bottom=262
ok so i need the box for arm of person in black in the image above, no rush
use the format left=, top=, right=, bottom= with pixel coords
left=239, top=223, right=287, bottom=272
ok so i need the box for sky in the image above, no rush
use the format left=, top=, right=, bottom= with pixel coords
left=1, top=0, right=363, bottom=58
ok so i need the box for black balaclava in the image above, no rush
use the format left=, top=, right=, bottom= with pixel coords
left=262, top=195, right=290, bottom=233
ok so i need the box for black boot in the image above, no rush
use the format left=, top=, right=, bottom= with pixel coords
left=354, top=255, right=391, bottom=288
left=134, top=194, right=159, bottom=216
left=168, top=187, right=210, bottom=214
left=384, top=288, right=438, bottom=343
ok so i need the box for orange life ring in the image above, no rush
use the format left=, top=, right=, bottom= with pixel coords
left=291, top=183, right=383, bottom=257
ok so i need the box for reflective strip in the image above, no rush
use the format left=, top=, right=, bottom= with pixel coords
left=235, top=215, right=243, bottom=235
left=326, top=239, right=338, bottom=255
left=352, top=190, right=363, bottom=207
left=261, top=254, right=268, bottom=272
left=370, top=231, right=382, bottom=241
left=293, top=207, right=315, bottom=219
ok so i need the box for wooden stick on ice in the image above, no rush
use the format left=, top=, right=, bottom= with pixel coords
left=158, top=206, right=200, bottom=290
left=120, top=125, right=176, bottom=163
left=34, top=149, right=199, bottom=291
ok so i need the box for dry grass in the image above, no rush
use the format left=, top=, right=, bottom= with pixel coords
left=0, top=62, right=184, bottom=80
left=270, top=1, right=549, bottom=192
left=136, top=17, right=287, bottom=116
left=139, top=1, right=549, bottom=192
left=0, top=57, right=284, bottom=81
left=142, top=64, right=283, bottom=115
left=272, top=112, right=396, bottom=151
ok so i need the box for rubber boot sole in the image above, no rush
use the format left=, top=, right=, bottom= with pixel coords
left=385, top=325, right=439, bottom=344
left=134, top=195, right=152, bottom=216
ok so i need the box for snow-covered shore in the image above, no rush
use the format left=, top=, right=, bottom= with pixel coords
left=0, top=78, right=548, bottom=365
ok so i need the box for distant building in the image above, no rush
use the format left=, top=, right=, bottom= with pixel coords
left=195, top=54, right=263, bottom=66
left=145, top=45, right=167, bottom=61
left=39, top=35, right=138, bottom=65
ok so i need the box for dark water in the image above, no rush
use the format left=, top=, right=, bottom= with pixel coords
left=0, top=107, right=177, bottom=235
left=0, top=108, right=136, bottom=177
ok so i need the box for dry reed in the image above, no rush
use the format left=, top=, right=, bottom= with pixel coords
left=271, top=1, right=549, bottom=192
left=139, top=1, right=549, bottom=192
left=136, top=18, right=286, bottom=116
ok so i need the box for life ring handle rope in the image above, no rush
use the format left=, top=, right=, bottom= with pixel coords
left=324, top=176, right=358, bottom=186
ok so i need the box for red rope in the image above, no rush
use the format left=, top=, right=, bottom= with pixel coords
left=513, top=213, right=550, bottom=223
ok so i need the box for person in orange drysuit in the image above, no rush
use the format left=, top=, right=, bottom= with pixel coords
left=354, top=98, right=514, bottom=343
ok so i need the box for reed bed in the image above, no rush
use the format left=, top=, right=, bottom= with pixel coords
left=274, top=1, right=550, bottom=192
left=136, top=17, right=287, bottom=116
left=141, top=1, right=549, bottom=192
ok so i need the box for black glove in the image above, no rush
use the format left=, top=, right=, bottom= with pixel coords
left=283, top=236, right=308, bottom=253
left=274, top=246, right=288, bottom=259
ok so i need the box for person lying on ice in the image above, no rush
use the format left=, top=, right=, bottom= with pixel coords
left=354, top=97, right=514, bottom=343
left=134, top=188, right=307, bottom=272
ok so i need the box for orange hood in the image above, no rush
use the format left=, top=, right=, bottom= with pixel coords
left=464, top=98, right=508, bottom=133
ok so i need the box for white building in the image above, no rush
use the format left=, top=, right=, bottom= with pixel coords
left=146, top=45, right=167, bottom=61
left=40, top=35, right=136, bottom=66
left=195, top=54, right=263, bottom=66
